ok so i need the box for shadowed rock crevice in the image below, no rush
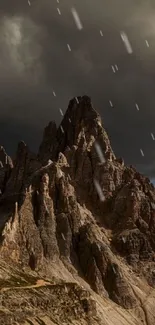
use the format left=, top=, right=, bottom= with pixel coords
left=104, top=262, right=137, bottom=309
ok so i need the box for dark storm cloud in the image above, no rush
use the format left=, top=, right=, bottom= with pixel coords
left=0, top=0, right=155, bottom=178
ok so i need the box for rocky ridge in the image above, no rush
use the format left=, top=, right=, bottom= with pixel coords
left=1, top=96, right=155, bottom=324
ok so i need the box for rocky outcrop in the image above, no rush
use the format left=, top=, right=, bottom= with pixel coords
left=1, top=95, right=155, bottom=325
left=38, top=121, right=57, bottom=164
left=0, top=146, right=13, bottom=195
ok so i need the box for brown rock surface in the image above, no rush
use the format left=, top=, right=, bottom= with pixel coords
left=1, top=95, right=155, bottom=324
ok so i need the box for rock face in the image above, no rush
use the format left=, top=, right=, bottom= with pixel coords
left=0, top=146, right=13, bottom=195
left=1, top=95, right=155, bottom=325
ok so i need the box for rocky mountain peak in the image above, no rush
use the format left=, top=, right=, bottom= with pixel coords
left=0, top=145, right=13, bottom=167
left=1, top=96, right=155, bottom=325
left=38, top=96, right=115, bottom=164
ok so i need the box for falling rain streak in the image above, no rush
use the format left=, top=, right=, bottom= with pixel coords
left=93, top=179, right=105, bottom=202
left=57, top=8, right=61, bottom=15
left=109, top=100, right=113, bottom=107
left=120, top=31, right=133, bottom=54
left=59, top=108, right=64, bottom=116
left=94, top=142, right=105, bottom=163
left=60, top=125, right=64, bottom=133
left=61, top=233, right=66, bottom=241
left=75, top=97, right=79, bottom=104
left=135, top=103, right=139, bottom=111
left=140, top=149, right=144, bottom=157
left=145, top=40, right=149, bottom=47
left=71, top=8, right=83, bottom=30
left=67, top=44, right=71, bottom=51
left=111, top=65, right=116, bottom=73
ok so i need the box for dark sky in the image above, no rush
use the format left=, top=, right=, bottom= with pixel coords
left=1, top=0, right=155, bottom=180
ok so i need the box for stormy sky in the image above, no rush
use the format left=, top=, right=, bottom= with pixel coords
left=1, top=0, right=155, bottom=180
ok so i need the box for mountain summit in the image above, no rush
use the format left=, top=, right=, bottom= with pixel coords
left=1, top=96, right=155, bottom=325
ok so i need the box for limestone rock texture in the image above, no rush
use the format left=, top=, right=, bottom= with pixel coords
left=1, top=95, right=155, bottom=325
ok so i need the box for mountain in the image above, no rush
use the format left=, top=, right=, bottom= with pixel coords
left=1, top=95, right=155, bottom=325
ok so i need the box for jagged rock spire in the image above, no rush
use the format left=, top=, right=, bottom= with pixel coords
left=38, top=96, right=115, bottom=164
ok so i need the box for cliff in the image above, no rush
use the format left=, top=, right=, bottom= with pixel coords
left=1, top=95, right=155, bottom=325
